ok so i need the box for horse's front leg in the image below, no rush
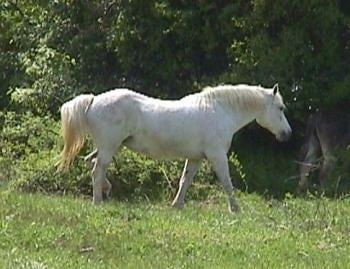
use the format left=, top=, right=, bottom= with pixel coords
left=207, top=151, right=240, bottom=213
left=298, top=134, right=320, bottom=193
left=298, top=161, right=316, bottom=193
left=172, top=159, right=201, bottom=209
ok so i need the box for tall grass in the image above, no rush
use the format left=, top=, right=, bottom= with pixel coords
left=1, top=188, right=349, bottom=269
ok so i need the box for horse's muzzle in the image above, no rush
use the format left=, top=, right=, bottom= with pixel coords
left=277, top=129, right=292, bottom=142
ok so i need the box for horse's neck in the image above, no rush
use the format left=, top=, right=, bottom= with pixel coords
left=226, top=94, right=266, bottom=132
left=232, top=107, right=262, bottom=131
left=196, top=87, right=267, bottom=130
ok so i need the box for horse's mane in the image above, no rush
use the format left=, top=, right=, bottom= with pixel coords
left=197, top=84, right=268, bottom=111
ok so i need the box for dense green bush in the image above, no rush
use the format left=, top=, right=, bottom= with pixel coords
left=0, top=111, right=59, bottom=182
left=12, top=146, right=247, bottom=202
left=1, top=111, right=246, bottom=201
left=9, top=44, right=78, bottom=116
left=230, top=129, right=299, bottom=198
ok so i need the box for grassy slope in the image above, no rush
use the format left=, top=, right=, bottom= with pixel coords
left=1, top=188, right=349, bottom=269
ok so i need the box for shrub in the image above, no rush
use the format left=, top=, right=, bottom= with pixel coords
left=0, top=111, right=59, bottom=182
left=13, top=145, right=246, bottom=202
left=2, top=111, right=246, bottom=201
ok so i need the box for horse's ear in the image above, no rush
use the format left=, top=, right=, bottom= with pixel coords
left=272, top=83, right=279, bottom=95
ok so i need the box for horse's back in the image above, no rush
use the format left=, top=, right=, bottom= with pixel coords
left=124, top=96, right=212, bottom=159
left=86, top=88, right=232, bottom=159
left=85, top=89, right=142, bottom=146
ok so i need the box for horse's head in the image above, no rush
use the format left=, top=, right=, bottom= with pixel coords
left=256, top=84, right=292, bottom=142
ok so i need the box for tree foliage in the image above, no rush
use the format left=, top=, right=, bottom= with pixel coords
left=225, top=0, right=350, bottom=116
left=1, top=0, right=349, bottom=117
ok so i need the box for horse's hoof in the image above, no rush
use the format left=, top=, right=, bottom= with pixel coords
left=93, top=197, right=103, bottom=205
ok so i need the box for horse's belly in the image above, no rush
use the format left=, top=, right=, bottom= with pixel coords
left=123, top=135, right=203, bottom=159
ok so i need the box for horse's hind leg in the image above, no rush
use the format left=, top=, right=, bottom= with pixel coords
left=84, top=149, right=98, bottom=168
left=102, top=175, right=112, bottom=199
left=91, top=149, right=115, bottom=204
left=171, top=159, right=201, bottom=209
left=298, top=158, right=316, bottom=193
left=85, top=149, right=112, bottom=199
left=207, top=152, right=240, bottom=213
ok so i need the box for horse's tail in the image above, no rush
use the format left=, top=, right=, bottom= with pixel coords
left=58, top=94, right=94, bottom=171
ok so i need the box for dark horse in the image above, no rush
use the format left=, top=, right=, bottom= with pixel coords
left=298, top=110, right=350, bottom=192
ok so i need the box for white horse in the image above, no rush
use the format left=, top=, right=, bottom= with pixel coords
left=58, top=84, right=291, bottom=212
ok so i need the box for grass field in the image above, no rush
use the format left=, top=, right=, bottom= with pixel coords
left=1, top=187, right=349, bottom=269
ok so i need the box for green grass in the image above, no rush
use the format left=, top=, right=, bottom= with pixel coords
left=1, top=187, right=349, bottom=269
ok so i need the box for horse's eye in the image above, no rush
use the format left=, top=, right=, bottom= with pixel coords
left=279, top=106, right=284, bottom=112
